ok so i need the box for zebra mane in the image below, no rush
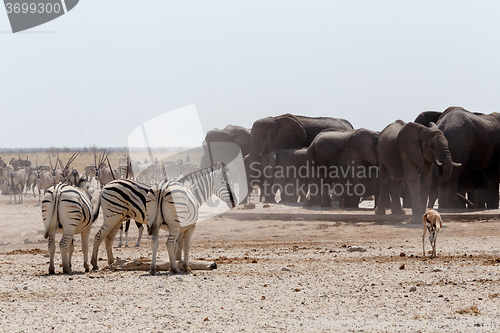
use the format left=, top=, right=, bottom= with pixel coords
left=178, top=163, right=227, bottom=186
left=177, top=162, right=230, bottom=205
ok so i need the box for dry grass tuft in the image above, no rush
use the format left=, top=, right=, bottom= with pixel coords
left=456, top=304, right=480, bottom=315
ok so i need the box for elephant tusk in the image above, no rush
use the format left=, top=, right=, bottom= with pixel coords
left=452, top=162, right=462, bottom=167
left=435, top=159, right=443, bottom=166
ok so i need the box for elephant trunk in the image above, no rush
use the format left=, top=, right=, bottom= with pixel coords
left=436, top=148, right=453, bottom=184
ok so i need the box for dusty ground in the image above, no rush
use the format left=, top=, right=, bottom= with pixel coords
left=1, top=194, right=500, bottom=332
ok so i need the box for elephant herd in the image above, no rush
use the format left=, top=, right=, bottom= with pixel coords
left=202, top=106, right=500, bottom=223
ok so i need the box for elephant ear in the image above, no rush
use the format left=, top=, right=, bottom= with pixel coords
left=276, top=115, right=308, bottom=149
left=351, top=129, right=378, bottom=165
left=397, top=122, right=424, bottom=166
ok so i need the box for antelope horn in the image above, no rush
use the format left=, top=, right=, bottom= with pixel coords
left=452, top=162, right=462, bottom=167
left=107, top=157, right=116, bottom=181
left=93, top=148, right=97, bottom=170
left=100, top=149, right=107, bottom=167
left=65, top=151, right=80, bottom=170
left=125, top=154, right=130, bottom=179
left=435, top=159, right=442, bottom=166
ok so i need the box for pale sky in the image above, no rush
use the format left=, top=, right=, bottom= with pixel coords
left=1, top=1, right=500, bottom=148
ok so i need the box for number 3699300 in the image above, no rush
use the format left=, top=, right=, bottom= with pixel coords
left=5, top=2, right=62, bottom=14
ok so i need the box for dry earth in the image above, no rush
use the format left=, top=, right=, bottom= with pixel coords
left=1, top=194, right=500, bottom=332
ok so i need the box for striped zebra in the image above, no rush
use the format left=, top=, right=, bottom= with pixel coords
left=181, top=162, right=199, bottom=176
left=147, top=162, right=235, bottom=275
left=90, top=179, right=150, bottom=271
left=91, top=177, right=186, bottom=271
left=42, top=180, right=101, bottom=274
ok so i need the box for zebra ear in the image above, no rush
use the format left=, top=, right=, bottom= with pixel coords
left=215, top=162, right=224, bottom=172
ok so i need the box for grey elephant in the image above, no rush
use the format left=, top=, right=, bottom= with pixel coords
left=249, top=114, right=353, bottom=201
left=303, top=128, right=380, bottom=208
left=375, top=120, right=460, bottom=223
left=413, top=110, right=478, bottom=208
left=251, top=148, right=308, bottom=204
left=201, top=125, right=251, bottom=167
left=432, top=107, right=500, bottom=209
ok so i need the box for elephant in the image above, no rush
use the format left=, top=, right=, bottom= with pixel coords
left=375, top=120, right=460, bottom=223
left=250, top=148, right=308, bottom=204
left=414, top=111, right=443, bottom=126
left=434, top=107, right=500, bottom=209
left=249, top=114, right=353, bottom=201
left=201, top=125, right=251, bottom=168
left=414, top=109, right=494, bottom=209
left=303, top=128, right=380, bottom=208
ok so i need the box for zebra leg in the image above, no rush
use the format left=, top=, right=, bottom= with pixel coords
left=166, top=225, right=181, bottom=274
left=135, top=222, right=143, bottom=247
left=105, top=224, right=122, bottom=264
left=150, top=228, right=160, bottom=276
left=182, top=226, right=196, bottom=273
left=175, top=232, right=184, bottom=261
left=59, top=233, right=73, bottom=274
left=68, top=238, right=74, bottom=272
left=125, top=219, right=131, bottom=247
left=91, top=216, right=122, bottom=270
left=117, top=223, right=124, bottom=248
left=81, top=229, right=91, bottom=272
left=48, top=231, right=56, bottom=275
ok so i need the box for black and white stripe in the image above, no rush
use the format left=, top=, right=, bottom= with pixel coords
left=42, top=181, right=101, bottom=274
left=147, top=162, right=235, bottom=275
left=181, top=162, right=200, bottom=177
left=91, top=178, right=150, bottom=270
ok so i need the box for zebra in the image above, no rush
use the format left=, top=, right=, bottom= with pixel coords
left=181, top=162, right=200, bottom=176
left=117, top=219, right=144, bottom=248
left=147, top=162, right=236, bottom=275
left=90, top=179, right=151, bottom=270
left=42, top=180, right=101, bottom=274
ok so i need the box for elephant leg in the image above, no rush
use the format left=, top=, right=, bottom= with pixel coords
left=375, top=164, right=391, bottom=215
left=402, top=162, right=424, bottom=223
left=261, top=179, right=276, bottom=203
left=389, top=180, right=405, bottom=215
left=279, top=180, right=298, bottom=203
left=486, top=174, right=499, bottom=209
left=303, top=177, right=322, bottom=207
left=427, top=172, right=439, bottom=209
left=419, top=166, right=433, bottom=211
left=439, top=173, right=462, bottom=208
left=401, top=184, right=412, bottom=208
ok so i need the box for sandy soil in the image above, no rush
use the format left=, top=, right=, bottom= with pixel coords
left=1, top=194, right=500, bottom=332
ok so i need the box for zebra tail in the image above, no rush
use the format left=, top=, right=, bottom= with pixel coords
left=91, top=192, right=102, bottom=224
left=43, top=188, right=60, bottom=239
left=148, top=194, right=163, bottom=236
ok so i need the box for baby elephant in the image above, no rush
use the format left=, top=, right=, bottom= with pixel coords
left=422, top=209, right=442, bottom=258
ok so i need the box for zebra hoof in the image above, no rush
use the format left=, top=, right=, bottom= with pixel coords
left=170, top=267, right=180, bottom=274
left=49, top=268, right=55, bottom=275
left=209, top=262, right=217, bottom=270
left=150, top=269, right=156, bottom=276
left=92, top=266, right=98, bottom=272
left=133, top=244, right=140, bottom=248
